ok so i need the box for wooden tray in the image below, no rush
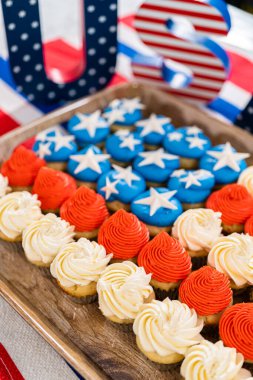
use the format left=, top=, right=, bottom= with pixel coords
left=0, top=83, right=253, bottom=380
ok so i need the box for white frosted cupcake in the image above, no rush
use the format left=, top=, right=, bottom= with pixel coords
left=133, top=298, right=203, bottom=368
left=181, top=339, right=253, bottom=380
left=0, top=174, right=11, bottom=198
left=0, top=191, right=42, bottom=242
left=208, top=233, right=253, bottom=292
left=50, top=238, right=113, bottom=303
left=97, top=261, right=155, bottom=328
left=22, top=213, right=75, bottom=267
left=172, top=208, right=222, bottom=269
left=238, top=166, right=253, bottom=197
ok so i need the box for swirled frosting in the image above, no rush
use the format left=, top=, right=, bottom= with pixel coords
left=51, top=238, right=113, bottom=287
left=138, top=232, right=191, bottom=283
left=238, top=166, right=253, bottom=197
left=208, top=233, right=253, bottom=287
left=179, top=266, right=232, bottom=316
left=245, top=216, right=253, bottom=236
left=206, top=184, right=253, bottom=226
left=0, top=192, right=42, bottom=240
left=22, top=213, right=75, bottom=265
left=0, top=174, right=11, bottom=197
left=133, top=298, right=203, bottom=357
left=98, top=209, right=149, bottom=259
left=219, top=303, right=253, bottom=363
left=1, top=146, right=45, bottom=187
left=181, top=339, right=253, bottom=380
left=172, top=208, right=222, bottom=252
left=97, top=261, right=154, bottom=320
left=60, top=186, right=109, bottom=232
left=32, top=167, right=76, bottom=211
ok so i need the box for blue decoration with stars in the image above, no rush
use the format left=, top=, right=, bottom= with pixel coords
left=163, top=126, right=212, bottom=159
left=168, top=169, right=215, bottom=204
left=105, top=131, right=144, bottom=164
left=33, top=137, right=78, bottom=162
left=135, top=114, right=175, bottom=146
left=2, top=0, right=118, bottom=104
left=104, top=104, right=143, bottom=127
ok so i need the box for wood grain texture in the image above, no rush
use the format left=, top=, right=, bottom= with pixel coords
left=0, top=84, right=253, bottom=380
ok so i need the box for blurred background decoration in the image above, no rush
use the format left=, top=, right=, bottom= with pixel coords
left=226, top=0, right=253, bottom=14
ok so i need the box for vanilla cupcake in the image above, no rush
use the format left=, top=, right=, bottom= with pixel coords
left=208, top=233, right=253, bottom=294
left=133, top=298, right=203, bottom=368
left=238, top=166, right=253, bottom=197
left=97, top=261, right=155, bottom=329
left=22, top=214, right=75, bottom=267
left=0, top=192, right=42, bottom=242
left=0, top=174, right=11, bottom=197
left=51, top=238, right=113, bottom=303
left=181, top=339, right=253, bottom=380
left=172, top=209, right=222, bottom=269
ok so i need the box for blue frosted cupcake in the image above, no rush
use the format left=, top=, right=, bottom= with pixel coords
left=133, top=148, right=179, bottom=187
left=135, top=113, right=175, bottom=150
left=105, top=131, right=144, bottom=167
left=199, top=142, right=249, bottom=187
left=67, top=110, right=110, bottom=147
left=103, top=97, right=144, bottom=132
left=168, top=169, right=215, bottom=210
left=131, top=187, right=183, bottom=236
left=67, top=145, right=111, bottom=189
left=33, top=130, right=78, bottom=171
left=163, top=126, right=212, bottom=170
left=97, top=164, right=146, bottom=212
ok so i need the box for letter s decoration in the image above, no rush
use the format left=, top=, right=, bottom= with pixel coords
left=132, top=0, right=231, bottom=104
left=2, top=0, right=118, bottom=104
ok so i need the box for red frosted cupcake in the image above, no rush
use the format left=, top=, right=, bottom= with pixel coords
left=98, top=209, right=149, bottom=262
left=32, top=167, right=76, bottom=213
left=206, top=184, right=253, bottom=234
left=245, top=215, right=253, bottom=236
left=60, top=186, right=109, bottom=239
left=179, top=266, right=232, bottom=325
left=219, top=303, right=253, bottom=363
left=1, top=146, right=45, bottom=191
left=138, top=232, right=191, bottom=300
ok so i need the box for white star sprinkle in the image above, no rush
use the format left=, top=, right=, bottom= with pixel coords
left=72, top=111, right=108, bottom=138
left=206, top=142, right=250, bottom=172
left=121, top=97, right=145, bottom=113
left=47, top=132, right=75, bottom=152
left=36, top=127, right=64, bottom=142
left=119, top=134, right=142, bottom=151
left=112, top=165, right=140, bottom=186
left=171, top=169, right=187, bottom=178
left=103, top=108, right=126, bottom=125
left=136, top=113, right=170, bottom=137
left=180, top=172, right=201, bottom=189
left=195, top=169, right=214, bottom=179
left=138, top=148, right=178, bottom=169
left=36, top=142, right=52, bottom=158
left=108, top=99, right=121, bottom=109
left=70, top=148, right=110, bottom=175
left=134, top=188, right=178, bottom=216
left=100, top=177, right=119, bottom=199
left=167, top=131, right=183, bottom=142
left=186, top=126, right=202, bottom=135
left=186, top=136, right=208, bottom=150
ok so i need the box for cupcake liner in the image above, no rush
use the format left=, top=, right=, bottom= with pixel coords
left=191, top=256, right=207, bottom=271
left=108, top=319, right=133, bottom=332
left=154, top=286, right=178, bottom=301
left=140, top=352, right=182, bottom=372
left=64, top=293, right=98, bottom=305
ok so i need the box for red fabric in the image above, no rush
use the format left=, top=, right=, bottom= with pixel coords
left=227, top=51, right=253, bottom=93
left=0, top=110, right=19, bottom=136
left=0, top=344, right=24, bottom=380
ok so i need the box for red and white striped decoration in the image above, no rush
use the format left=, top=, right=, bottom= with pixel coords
left=132, top=0, right=231, bottom=104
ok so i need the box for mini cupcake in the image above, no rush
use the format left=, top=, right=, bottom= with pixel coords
left=103, top=97, right=144, bottom=132
left=51, top=238, right=113, bottom=304
left=22, top=213, right=75, bottom=267
left=33, top=130, right=78, bottom=171
left=172, top=208, right=222, bottom=269
left=135, top=113, right=174, bottom=150
left=133, top=148, right=179, bottom=187
left=181, top=339, right=253, bottom=380
left=0, top=192, right=41, bottom=242
left=208, top=233, right=253, bottom=293
left=105, top=131, right=143, bottom=167
left=206, top=184, right=253, bottom=234
left=133, top=298, right=203, bottom=367
left=67, top=110, right=110, bottom=148
left=1, top=146, right=46, bottom=191
left=32, top=167, right=77, bottom=214
left=238, top=166, right=253, bottom=196
left=97, top=261, right=155, bottom=327
left=98, top=209, right=149, bottom=262
left=138, top=232, right=192, bottom=300
left=179, top=266, right=232, bottom=325
left=60, top=186, right=109, bottom=239
left=97, top=164, right=146, bottom=212
left=0, top=174, right=11, bottom=198
left=131, top=187, right=183, bottom=237
left=163, top=126, right=211, bottom=169
left=168, top=169, right=215, bottom=210
left=219, top=303, right=253, bottom=364
left=67, top=145, right=111, bottom=189
left=200, top=142, right=249, bottom=186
